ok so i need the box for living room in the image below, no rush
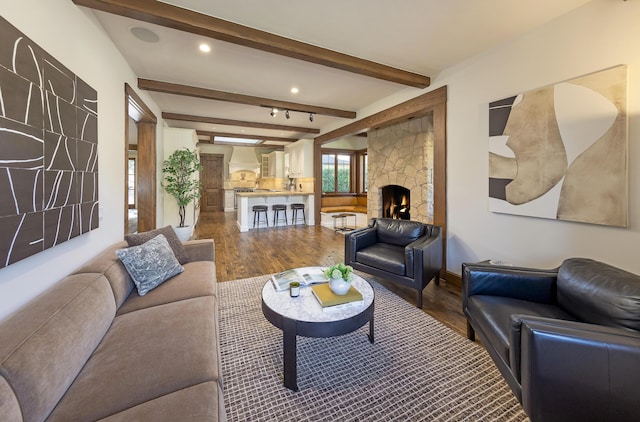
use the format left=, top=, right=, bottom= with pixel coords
left=1, top=1, right=639, bottom=421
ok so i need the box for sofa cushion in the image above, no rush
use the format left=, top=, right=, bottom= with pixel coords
left=116, top=234, right=184, bottom=296
left=356, top=243, right=406, bottom=276
left=117, top=260, right=217, bottom=315
left=97, top=381, right=224, bottom=422
left=467, top=295, right=577, bottom=368
left=125, top=225, right=190, bottom=265
left=557, top=258, right=640, bottom=331
left=0, top=273, right=115, bottom=422
left=47, top=296, right=221, bottom=422
left=73, top=241, right=133, bottom=309
left=0, top=377, right=22, bottom=422
left=376, top=219, right=425, bottom=246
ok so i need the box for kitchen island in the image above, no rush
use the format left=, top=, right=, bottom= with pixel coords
left=236, top=191, right=315, bottom=232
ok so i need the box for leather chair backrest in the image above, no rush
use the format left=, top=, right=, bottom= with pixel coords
left=374, top=218, right=426, bottom=247
left=557, top=258, right=640, bottom=331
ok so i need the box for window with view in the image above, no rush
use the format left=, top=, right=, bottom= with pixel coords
left=322, top=153, right=351, bottom=193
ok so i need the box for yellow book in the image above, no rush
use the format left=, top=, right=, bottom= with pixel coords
left=311, top=283, right=363, bottom=308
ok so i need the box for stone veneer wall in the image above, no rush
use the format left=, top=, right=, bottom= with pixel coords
left=368, top=115, right=434, bottom=223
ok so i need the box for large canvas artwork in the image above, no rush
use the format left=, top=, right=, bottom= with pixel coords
left=0, top=17, right=98, bottom=269
left=488, top=65, right=627, bottom=227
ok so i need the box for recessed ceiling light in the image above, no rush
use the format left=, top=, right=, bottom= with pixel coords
left=130, top=27, right=160, bottom=43
left=199, top=43, right=211, bottom=53
left=290, top=87, right=299, bottom=94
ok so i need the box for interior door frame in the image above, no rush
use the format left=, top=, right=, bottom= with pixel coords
left=124, top=84, right=157, bottom=234
left=199, top=153, right=225, bottom=212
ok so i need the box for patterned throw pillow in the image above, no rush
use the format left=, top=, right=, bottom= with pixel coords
left=116, top=234, right=184, bottom=296
left=125, top=225, right=190, bottom=265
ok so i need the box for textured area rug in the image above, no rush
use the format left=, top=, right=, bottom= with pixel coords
left=219, top=275, right=529, bottom=421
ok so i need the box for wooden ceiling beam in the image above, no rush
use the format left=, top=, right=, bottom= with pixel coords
left=162, top=112, right=320, bottom=134
left=315, top=86, right=447, bottom=144
left=140, top=78, right=355, bottom=119
left=72, top=0, right=430, bottom=88
left=196, top=130, right=297, bottom=144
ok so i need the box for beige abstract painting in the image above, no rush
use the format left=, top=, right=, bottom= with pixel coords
left=488, top=65, right=628, bottom=227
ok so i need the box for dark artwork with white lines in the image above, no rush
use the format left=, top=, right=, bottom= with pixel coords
left=0, top=16, right=98, bottom=269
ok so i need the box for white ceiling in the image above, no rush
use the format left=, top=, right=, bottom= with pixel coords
left=89, top=0, right=594, bottom=143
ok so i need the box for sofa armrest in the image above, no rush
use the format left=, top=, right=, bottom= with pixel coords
left=517, top=317, right=640, bottom=422
left=462, top=262, right=558, bottom=310
left=183, top=239, right=215, bottom=262
left=407, top=226, right=442, bottom=280
left=345, top=227, right=377, bottom=263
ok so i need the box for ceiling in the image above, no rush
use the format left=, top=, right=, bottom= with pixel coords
left=75, top=0, right=593, bottom=146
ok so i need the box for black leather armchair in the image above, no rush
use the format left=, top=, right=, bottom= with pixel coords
left=345, top=218, right=442, bottom=308
left=462, top=258, right=640, bottom=422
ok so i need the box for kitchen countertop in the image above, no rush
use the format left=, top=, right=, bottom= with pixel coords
left=236, top=191, right=314, bottom=197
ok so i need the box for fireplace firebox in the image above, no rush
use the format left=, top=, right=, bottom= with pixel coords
left=381, top=185, right=410, bottom=220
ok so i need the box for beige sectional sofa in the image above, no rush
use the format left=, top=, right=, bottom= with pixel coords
left=0, top=238, right=225, bottom=421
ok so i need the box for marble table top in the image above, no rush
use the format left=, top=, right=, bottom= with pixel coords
left=261, top=267, right=374, bottom=323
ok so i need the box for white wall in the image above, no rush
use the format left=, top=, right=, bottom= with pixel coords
left=0, top=1, right=163, bottom=320
left=442, top=0, right=640, bottom=274
left=319, top=0, right=640, bottom=275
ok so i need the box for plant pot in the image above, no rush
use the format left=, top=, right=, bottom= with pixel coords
left=329, top=277, right=351, bottom=295
left=173, top=225, right=193, bottom=242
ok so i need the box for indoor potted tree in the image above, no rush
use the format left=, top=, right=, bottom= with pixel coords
left=162, top=148, right=203, bottom=241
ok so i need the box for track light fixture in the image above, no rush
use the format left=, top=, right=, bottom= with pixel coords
left=266, top=108, right=315, bottom=122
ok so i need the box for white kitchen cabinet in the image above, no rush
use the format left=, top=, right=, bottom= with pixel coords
left=285, top=139, right=314, bottom=178
left=224, top=189, right=234, bottom=212
left=268, top=151, right=284, bottom=178
left=261, top=154, right=270, bottom=177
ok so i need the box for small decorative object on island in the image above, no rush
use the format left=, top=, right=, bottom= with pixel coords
left=162, top=148, right=203, bottom=241
left=324, top=263, right=355, bottom=295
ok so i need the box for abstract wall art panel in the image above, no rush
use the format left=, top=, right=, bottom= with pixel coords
left=488, top=65, right=627, bottom=227
left=0, top=16, right=98, bottom=269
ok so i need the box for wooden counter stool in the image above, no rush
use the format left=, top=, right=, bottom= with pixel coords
left=272, top=204, right=288, bottom=227
left=290, top=203, right=306, bottom=225
left=252, top=205, right=269, bottom=228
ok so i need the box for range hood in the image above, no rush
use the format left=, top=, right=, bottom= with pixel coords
left=228, top=147, right=260, bottom=174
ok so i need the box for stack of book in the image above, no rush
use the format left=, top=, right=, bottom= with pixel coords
left=311, top=283, right=363, bottom=312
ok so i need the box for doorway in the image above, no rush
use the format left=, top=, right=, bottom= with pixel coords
left=125, top=84, right=157, bottom=234
left=200, top=153, right=224, bottom=211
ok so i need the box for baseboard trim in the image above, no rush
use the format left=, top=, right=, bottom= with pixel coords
left=444, top=271, right=462, bottom=288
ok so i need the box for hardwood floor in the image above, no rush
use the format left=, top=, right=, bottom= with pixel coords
left=194, top=210, right=468, bottom=337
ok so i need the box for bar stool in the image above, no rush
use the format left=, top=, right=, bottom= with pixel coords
left=252, top=205, right=269, bottom=228
left=290, top=203, right=306, bottom=225
left=272, top=204, right=288, bottom=226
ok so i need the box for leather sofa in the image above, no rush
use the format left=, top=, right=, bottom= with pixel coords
left=0, top=237, right=225, bottom=421
left=462, top=258, right=640, bottom=422
left=345, top=218, right=442, bottom=308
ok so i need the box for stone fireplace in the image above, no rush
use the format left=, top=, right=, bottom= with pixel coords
left=381, top=185, right=410, bottom=219
left=368, top=115, right=434, bottom=223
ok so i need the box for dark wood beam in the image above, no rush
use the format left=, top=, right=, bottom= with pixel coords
left=140, top=79, right=355, bottom=119
left=162, top=112, right=320, bottom=134
left=196, top=130, right=297, bottom=144
left=315, top=86, right=447, bottom=144
left=72, top=0, right=430, bottom=88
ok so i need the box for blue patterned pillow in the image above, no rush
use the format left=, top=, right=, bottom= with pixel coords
left=116, top=234, right=184, bottom=296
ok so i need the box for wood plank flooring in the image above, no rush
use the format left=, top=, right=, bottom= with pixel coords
left=194, top=211, right=468, bottom=337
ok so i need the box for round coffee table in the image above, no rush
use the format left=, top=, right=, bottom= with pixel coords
left=261, top=267, right=375, bottom=391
